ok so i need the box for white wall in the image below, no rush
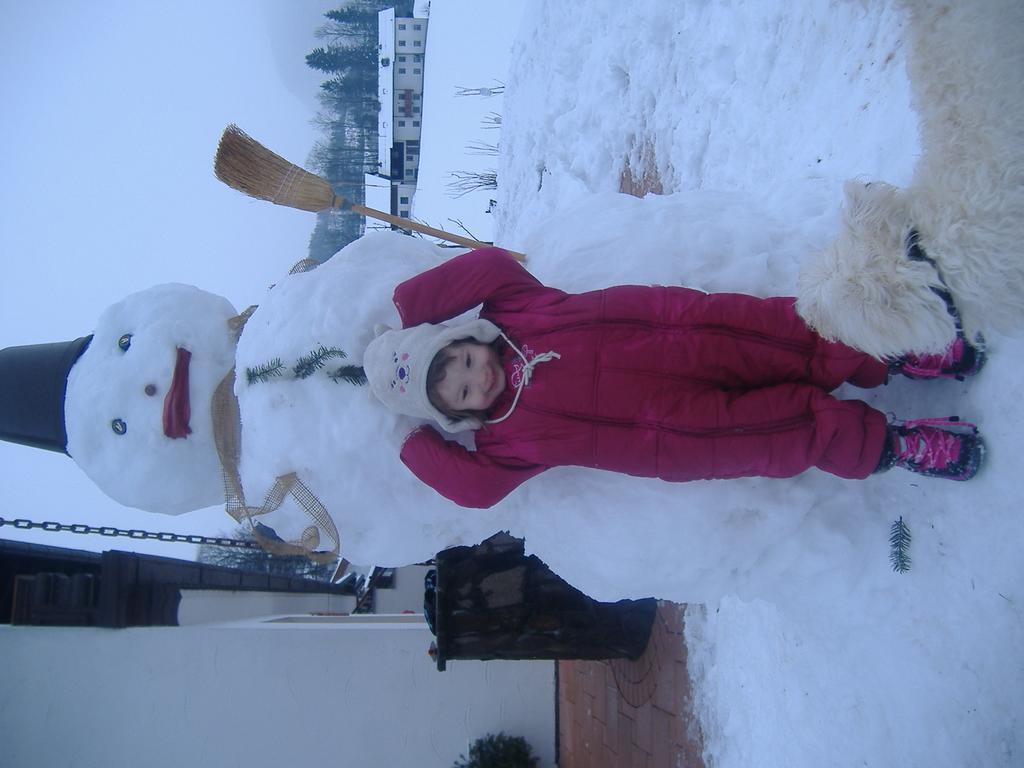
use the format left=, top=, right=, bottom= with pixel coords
left=176, top=589, right=355, bottom=624
left=0, top=623, right=555, bottom=768
left=375, top=564, right=432, bottom=613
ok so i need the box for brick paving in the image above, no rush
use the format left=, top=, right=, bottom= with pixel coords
left=557, top=602, right=705, bottom=768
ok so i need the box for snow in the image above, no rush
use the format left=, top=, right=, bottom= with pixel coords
left=220, top=1, right=1024, bottom=764
left=431, top=1, right=1020, bottom=765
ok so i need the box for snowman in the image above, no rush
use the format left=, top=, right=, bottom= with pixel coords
left=0, top=232, right=518, bottom=566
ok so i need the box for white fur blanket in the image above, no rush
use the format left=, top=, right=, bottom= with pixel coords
left=797, top=0, right=1024, bottom=357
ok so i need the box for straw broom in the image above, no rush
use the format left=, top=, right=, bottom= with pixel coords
left=213, top=124, right=526, bottom=262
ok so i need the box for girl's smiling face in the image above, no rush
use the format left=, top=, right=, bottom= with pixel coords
left=434, top=342, right=506, bottom=413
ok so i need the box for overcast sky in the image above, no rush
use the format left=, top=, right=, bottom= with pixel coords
left=0, top=0, right=346, bottom=555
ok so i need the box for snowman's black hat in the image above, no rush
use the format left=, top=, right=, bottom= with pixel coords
left=0, top=336, right=93, bottom=454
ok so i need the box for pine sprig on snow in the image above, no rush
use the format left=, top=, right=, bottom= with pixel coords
left=245, top=358, right=285, bottom=384
left=246, top=347, right=365, bottom=387
left=329, top=365, right=367, bottom=386
left=889, top=517, right=912, bottom=573
left=293, top=346, right=346, bottom=379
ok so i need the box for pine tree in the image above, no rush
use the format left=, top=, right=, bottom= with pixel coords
left=306, top=44, right=376, bottom=74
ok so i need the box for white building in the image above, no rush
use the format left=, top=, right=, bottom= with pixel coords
left=367, top=8, right=429, bottom=223
left=0, top=541, right=557, bottom=767
left=1, top=620, right=556, bottom=767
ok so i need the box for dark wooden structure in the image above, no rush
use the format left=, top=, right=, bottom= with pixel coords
left=0, top=539, right=353, bottom=628
left=430, top=533, right=657, bottom=671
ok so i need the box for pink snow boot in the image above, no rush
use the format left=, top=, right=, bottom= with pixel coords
left=890, top=335, right=986, bottom=381
left=876, top=417, right=985, bottom=481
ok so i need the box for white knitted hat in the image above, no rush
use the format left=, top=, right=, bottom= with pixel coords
left=363, top=318, right=503, bottom=432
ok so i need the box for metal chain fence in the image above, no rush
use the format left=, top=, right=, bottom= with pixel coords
left=0, top=516, right=261, bottom=550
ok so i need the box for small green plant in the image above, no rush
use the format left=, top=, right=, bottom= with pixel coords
left=452, top=733, right=538, bottom=768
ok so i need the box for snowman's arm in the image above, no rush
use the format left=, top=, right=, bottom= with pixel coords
left=394, top=247, right=548, bottom=327
left=400, top=426, right=547, bottom=509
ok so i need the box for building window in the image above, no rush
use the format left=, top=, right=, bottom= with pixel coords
left=413, top=68, right=421, bottom=75
left=398, top=23, right=406, bottom=30
left=407, top=155, right=414, bottom=162
left=398, top=55, right=406, bottom=62
left=414, top=40, right=422, bottom=47
left=413, top=93, right=421, bottom=100
left=398, top=40, right=406, bottom=47
left=400, top=208, right=409, bottom=216
left=414, top=24, right=422, bottom=30
left=398, top=68, right=406, bottom=74
left=398, top=120, right=406, bottom=127
left=414, top=55, right=422, bottom=62
left=412, top=120, right=420, bottom=127
left=400, top=196, right=409, bottom=204
left=413, top=106, right=420, bottom=113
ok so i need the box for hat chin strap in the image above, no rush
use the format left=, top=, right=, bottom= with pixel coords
left=485, top=332, right=560, bottom=425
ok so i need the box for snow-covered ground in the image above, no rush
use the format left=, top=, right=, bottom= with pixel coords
left=236, top=2, right=1021, bottom=764
left=478, top=1, right=1020, bottom=765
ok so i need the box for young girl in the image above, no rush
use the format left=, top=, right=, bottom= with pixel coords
left=363, top=248, right=986, bottom=509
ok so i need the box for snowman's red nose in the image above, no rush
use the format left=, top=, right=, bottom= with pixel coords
left=163, top=347, right=192, bottom=439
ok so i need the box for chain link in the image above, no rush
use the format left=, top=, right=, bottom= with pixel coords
left=0, top=516, right=262, bottom=550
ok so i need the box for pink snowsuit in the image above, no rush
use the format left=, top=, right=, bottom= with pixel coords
left=393, top=248, right=890, bottom=508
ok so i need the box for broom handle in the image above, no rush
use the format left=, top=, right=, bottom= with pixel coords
left=346, top=202, right=527, bottom=263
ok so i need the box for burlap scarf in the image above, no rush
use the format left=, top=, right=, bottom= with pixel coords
left=210, top=291, right=342, bottom=565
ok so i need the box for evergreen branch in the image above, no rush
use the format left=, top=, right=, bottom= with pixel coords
left=330, top=365, right=368, bottom=386
left=889, top=517, right=912, bottom=573
left=293, top=345, right=346, bottom=379
left=245, top=359, right=285, bottom=385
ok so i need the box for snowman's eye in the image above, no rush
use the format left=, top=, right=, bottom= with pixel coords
left=118, top=333, right=133, bottom=351
left=111, top=419, right=127, bottom=435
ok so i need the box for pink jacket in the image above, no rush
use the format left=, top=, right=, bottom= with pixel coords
left=393, top=248, right=889, bottom=508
